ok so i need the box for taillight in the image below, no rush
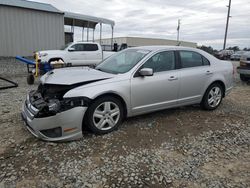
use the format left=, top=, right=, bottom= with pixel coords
left=240, top=61, right=247, bottom=67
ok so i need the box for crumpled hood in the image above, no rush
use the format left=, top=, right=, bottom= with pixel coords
left=40, top=67, right=114, bottom=85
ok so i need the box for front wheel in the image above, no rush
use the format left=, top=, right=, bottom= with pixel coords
left=201, top=83, right=223, bottom=110
left=84, top=96, right=124, bottom=134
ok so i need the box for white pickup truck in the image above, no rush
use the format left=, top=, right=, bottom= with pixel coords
left=37, top=42, right=115, bottom=66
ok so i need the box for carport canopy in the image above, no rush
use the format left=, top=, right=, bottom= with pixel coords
left=64, top=11, right=115, bottom=28
left=64, top=11, right=115, bottom=48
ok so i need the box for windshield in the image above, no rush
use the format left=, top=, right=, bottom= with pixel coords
left=96, top=49, right=151, bottom=74
left=60, top=42, right=73, bottom=50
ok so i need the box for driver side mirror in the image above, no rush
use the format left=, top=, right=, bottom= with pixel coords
left=139, top=68, right=153, bottom=77
left=68, top=47, right=75, bottom=52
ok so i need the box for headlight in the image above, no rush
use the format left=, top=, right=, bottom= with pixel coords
left=40, top=97, right=90, bottom=116
left=48, top=99, right=61, bottom=113
left=60, top=97, right=90, bottom=111
left=46, top=97, right=91, bottom=114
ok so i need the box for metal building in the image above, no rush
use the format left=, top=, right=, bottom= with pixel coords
left=0, top=0, right=115, bottom=57
left=97, top=37, right=197, bottom=50
left=0, top=0, right=64, bottom=57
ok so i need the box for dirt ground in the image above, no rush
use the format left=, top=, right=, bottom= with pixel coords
left=0, top=59, right=250, bottom=188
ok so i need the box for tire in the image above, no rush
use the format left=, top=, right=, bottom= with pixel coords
left=201, top=83, right=223, bottom=110
left=84, top=96, right=124, bottom=134
left=240, top=74, right=248, bottom=82
left=27, top=74, right=34, bottom=85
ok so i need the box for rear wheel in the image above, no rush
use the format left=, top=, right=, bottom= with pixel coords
left=85, top=96, right=124, bottom=134
left=201, top=83, right=223, bottom=110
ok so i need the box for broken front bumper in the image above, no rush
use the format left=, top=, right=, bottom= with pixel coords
left=21, top=93, right=87, bottom=141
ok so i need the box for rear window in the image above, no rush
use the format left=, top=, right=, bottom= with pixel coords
left=179, top=51, right=210, bottom=68
left=84, top=44, right=98, bottom=51
left=202, top=56, right=210, bottom=66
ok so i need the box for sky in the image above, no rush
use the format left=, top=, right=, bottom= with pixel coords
left=32, top=0, right=250, bottom=50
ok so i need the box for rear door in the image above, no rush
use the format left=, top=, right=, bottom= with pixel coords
left=130, top=50, right=180, bottom=115
left=177, top=50, right=212, bottom=105
left=82, top=44, right=102, bottom=65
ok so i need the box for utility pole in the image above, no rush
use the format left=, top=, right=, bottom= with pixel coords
left=223, top=0, right=232, bottom=50
left=177, top=19, right=181, bottom=42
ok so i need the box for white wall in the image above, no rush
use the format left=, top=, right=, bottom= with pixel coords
left=98, top=37, right=197, bottom=48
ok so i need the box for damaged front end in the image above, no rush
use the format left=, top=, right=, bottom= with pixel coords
left=29, top=84, right=90, bottom=118
left=21, top=83, right=91, bottom=141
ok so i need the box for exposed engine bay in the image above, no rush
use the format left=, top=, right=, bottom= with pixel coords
left=29, top=83, right=92, bottom=118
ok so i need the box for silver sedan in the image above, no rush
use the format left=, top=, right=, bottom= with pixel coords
left=21, top=46, right=234, bottom=141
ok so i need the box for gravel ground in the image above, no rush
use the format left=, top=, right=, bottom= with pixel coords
left=0, top=59, right=250, bottom=188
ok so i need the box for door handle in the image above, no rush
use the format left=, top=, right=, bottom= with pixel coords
left=168, top=76, right=178, bottom=81
left=206, top=71, right=213, bottom=75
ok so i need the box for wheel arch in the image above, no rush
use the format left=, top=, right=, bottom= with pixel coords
left=92, top=92, right=128, bottom=118
left=48, top=57, right=65, bottom=63
left=207, top=80, right=226, bottom=97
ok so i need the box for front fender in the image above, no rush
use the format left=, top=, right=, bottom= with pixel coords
left=40, top=56, right=50, bottom=63
left=63, top=80, right=131, bottom=113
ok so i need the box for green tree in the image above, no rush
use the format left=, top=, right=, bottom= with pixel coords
left=243, top=47, right=250, bottom=51
left=198, top=45, right=216, bottom=55
left=226, top=46, right=240, bottom=51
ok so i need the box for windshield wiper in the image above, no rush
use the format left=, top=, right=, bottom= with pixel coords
left=96, top=68, right=117, bottom=74
left=95, top=68, right=104, bottom=72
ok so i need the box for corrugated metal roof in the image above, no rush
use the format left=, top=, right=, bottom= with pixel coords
left=0, top=0, right=115, bottom=27
left=64, top=11, right=115, bottom=27
left=0, top=0, right=63, bottom=14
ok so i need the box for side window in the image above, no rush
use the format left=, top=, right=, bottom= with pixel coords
left=142, top=51, right=175, bottom=73
left=202, top=56, right=210, bottom=66
left=84, top=44, right=98, bottom=51
left=71, top=44, right=84, bottom=51
left=180, top=51, right=203, bottom=68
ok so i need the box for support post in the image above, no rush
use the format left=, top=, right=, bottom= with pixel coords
left=111, top=26, right=114, bottom=51
left=99, top=23, right=102, bottom=45
left=72, top=19, right=75, bottom=42
left=87, top=22, right=89, bottom=42
left=92, top=28, right=95, bottom=42
left=223, top=0, right=232, bottom=50
left=82, top=27, right=84, bottom=41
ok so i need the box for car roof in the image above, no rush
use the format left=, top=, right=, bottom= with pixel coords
left=130, top=45, right=219, bottom=62
left=131, top=45, right=197, bottom=51
left=75, top=41, right=99, bottom=44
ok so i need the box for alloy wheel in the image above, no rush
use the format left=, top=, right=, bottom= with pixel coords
left=208, top=86, right=222, bottom=108
left=93, top=101, right=120, bottom=131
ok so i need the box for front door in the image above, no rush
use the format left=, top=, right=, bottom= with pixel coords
left=130, top=51, right=180, bottom=115
left=68, top=43, right=85, bottom=65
